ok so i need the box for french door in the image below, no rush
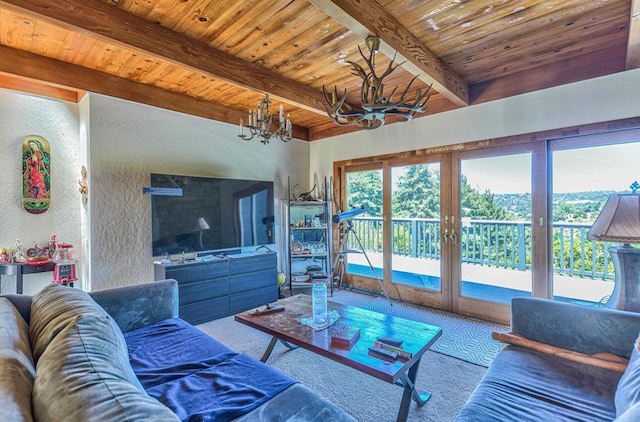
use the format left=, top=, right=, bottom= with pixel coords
left=339, top=144, right=543, bottom=322
left=387, top=156, right=451, bottom=309
left=339, top=156, right=452, bottom=310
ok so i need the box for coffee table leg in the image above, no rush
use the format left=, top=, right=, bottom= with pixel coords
left=260, top=337, right=299, bottom=362
left=396, top=358, right=431, bottom=422
left=260, top=337, right=279, bottom=362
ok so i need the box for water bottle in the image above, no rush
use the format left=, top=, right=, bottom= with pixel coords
left=312, top=282, right=328, bottom=328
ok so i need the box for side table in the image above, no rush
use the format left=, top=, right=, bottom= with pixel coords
left=0, top=262, right=56, bottom=294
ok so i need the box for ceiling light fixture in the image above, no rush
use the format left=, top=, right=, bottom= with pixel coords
left=323, top=36, right=433, bottom=130
left=239, top=94, right=292, bottom=145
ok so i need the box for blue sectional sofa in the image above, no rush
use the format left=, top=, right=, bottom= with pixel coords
left=456, top=297, right=640, bottom=421
left=0, top=279, right=355, bottom=421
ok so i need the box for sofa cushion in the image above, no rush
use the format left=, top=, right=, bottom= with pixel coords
left=29, top=284, right=142, bottom=388
left=30, top=285, right=179, bottom=422
left=126, top=318, right=297, bottom=421
left=30, top=284, right=137, bottom=368
left=616, top=402, right=640, bottom=421
left=615, top=336, right=640, bottom=417
left=0, top=298, right=36, bottom=422
left=33, top=313, right=180, bottom=422
left=232, top=384, right=357, bottom=422
left=456, top=345, right=621, bottom=421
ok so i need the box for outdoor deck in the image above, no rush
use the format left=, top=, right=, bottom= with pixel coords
left=333, top=217, right=618, bottom=307
left=346, top=251, right=614, bottom=307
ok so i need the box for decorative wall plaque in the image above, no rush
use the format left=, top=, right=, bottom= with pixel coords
left=22, top=135, right=51, bottom=214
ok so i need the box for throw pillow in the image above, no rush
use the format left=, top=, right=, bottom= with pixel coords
left=29, top=284, right=144, bottom=388
left=32, top=312, right=179, bottom=422
left=30, top=284, right=134, bottom=364
left=0, top=298, right=36, bottom=422
left=615, top=334, right=640, bottom=417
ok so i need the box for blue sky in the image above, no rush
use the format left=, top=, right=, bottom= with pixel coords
left=552, top=142, right=640, bottom=193
left=462, top=141, right=639, bottom=194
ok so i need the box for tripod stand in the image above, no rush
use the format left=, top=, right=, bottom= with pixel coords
left=333, top=220, right=391, bottom=305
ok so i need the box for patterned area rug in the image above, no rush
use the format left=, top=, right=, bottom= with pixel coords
left=363, top=298, right=508, bottom=367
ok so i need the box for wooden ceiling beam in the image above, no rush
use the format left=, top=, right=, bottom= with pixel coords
left=0, top=45, right=310, bottom=141
left=627, top=0, right=640, bottom=69
left=0, top=0, right=328, bottom=115
left=0, top=73, right=82, bottom=103
left=308, top=0, right=469, bottom=107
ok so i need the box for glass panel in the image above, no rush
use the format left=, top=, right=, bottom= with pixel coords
left=342, top=169, right=383, bottom=279
left=390, top=163, right=441, bottom=290
left=551, top=141, right=640, bottom=305
left=459, top=153, right=532, bottom=304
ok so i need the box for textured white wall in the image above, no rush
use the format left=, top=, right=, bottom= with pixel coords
left=309, top=69, right=640, bottom=179
left=87, top=94, right=310, bottom=291
left=3, top=68, right=640, bottom=294
left=0, top=89, right=82, bottom=295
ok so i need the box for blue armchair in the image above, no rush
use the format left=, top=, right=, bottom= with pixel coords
left=457, top=297, right=640, bottom=422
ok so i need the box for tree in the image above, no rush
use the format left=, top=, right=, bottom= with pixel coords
left=345, top=170, right=382, bottom=217
left=460, top=175, right=513, bottom=220
left=392, top=164, right=440, bottom=218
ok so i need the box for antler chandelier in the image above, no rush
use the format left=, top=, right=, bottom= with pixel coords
left=239, top=94, right=292, bottom=144
left=323, top=36, right=432, bottom=130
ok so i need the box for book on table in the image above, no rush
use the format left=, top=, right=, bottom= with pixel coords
left=330, top=324, right=361, bottom=348
left=374, top=340, right=413, bottom=360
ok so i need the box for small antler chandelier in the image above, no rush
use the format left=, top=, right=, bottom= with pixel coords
left=323, top=36, right=432, bottom=130
left=239, top=94, right=292, bottom=144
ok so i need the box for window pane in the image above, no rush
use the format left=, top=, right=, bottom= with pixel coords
left=390, top=163, right=441, bottom=290
left=551, top=141, right=640, bottom=306
left=459, top=153, right=532, bottom=304
left=342, top=169, right=383, bottom=280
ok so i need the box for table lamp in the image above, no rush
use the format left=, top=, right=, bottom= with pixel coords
left=193, top=217, right=210, bottom=250
left=587, top=182, right=640, bottom=311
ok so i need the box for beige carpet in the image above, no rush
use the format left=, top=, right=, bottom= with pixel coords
left=197, top=290, right=487, bottom=422
left=363, top=297, right=508, bottom=367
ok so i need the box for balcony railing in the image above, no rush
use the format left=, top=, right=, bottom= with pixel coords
left=347, top=217, right=616, bottom=280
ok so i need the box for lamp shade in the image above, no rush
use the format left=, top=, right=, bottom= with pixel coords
left=587, top=194, right=640, bottom=244
left=192, top=217, right=210, bottom=231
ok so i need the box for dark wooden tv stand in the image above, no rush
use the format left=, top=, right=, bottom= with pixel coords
left=154, top=251, right=277, bottom=324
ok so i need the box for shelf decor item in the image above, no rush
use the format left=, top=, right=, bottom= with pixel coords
left=587, top=182, right=640, bottom=311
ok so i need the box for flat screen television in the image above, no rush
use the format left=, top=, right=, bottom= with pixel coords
left=150, top=173, right=274, bottom=257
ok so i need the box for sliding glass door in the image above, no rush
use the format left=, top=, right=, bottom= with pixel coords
left=550, top=136, right=640, bottom=306
left=452, top=148, right=535, bottom=320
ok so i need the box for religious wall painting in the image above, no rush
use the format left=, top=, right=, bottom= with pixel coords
left=22, top=135, right=51, bottom=214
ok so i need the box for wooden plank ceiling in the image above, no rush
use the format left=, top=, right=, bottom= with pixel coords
left=0, top=0, right=635, bottom=141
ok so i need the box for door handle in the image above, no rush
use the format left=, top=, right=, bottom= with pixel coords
left=450, top=230, right=458, bottom=244
left=443, top=228, right=449, bottom=243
